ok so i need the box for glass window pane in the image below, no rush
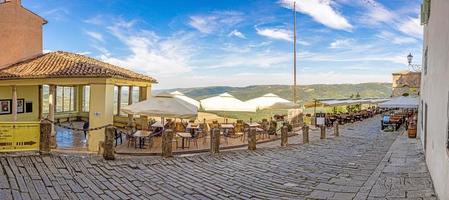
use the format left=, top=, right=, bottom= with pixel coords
left=83, top=86, right=90, bottom=112
left=56, top=86, right=63, bottom=112
left=113, top=86, right=118, bottom=115
left=132, top=87, right=140, bottom=104
left=121, top=86, right=129, bottom=115
left=63, top=87, right=69, bottom=112
left=42, top=85, right=49, bottom=114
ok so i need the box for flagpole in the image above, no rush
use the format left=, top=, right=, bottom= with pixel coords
left=293, top=1, right=297, bottom=104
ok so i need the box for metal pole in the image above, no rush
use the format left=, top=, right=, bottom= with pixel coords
left=293, top=1, right=297, bottom=104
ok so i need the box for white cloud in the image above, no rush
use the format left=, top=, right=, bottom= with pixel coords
left=200, top=52, right=291, bottom=69
left=97, top=20, right=194, bottom=76
left=278, top=0, right=352, bottom=31
left=76, top=51, right=92, bottom=55
left=188, top=11, right=243, bottom=34
left=357, top=0, right=395, bottom=25
left=377, top=31, right=417, bottom=45
left=329, top=39, right=354, bottom=48
left=84, top=31, right=104, bottom=42
left=153, top=71, right=390, bottom=89
left=256, top=28, right=293, bottom=42
left=398, top=17, right=423, bottom=38
left=228, top=29, right=246, bottom=39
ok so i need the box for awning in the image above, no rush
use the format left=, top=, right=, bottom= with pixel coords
left=245, top=93, right=295, bottom=110
left=378, top=96, right=419, bottom=109
left=170, top=91, right=200, bottom=108
left=200, top=93, right=256, bottom=112
left=121, top=93, right=198, bottom=119
left=305, top=98, right=390, bottom=108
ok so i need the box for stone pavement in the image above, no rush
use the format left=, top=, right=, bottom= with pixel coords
left=0, top=116, right=436, bottom=199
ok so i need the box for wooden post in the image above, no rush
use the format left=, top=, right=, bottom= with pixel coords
left=39, top=121, right=52, bottom=155
left=116, top=86, right=122, bottom=116
left=320, top=125, right=326, bottom=139
left=11, top=85, right=17, bottom=122
left=128, top=86, right=134, bottom=124
left=248, top=128, right=257, bottom=151
left=281, top=125, right=288, bottom=147
left=48, top=85, right=56, bottom=148
left=103, top=127, right=115, bottom=160
left=162, top=129, right=174, bottom=157
left=334, top=123, right=339, bottom=137
left=210, top=128, right=220, bottom=154
left=302, top=125, right=309, bottom=144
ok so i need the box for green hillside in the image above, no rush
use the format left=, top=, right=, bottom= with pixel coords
left=159, top=82, right=392, bottom=104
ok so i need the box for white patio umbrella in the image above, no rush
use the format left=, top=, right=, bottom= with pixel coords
left=378, top=96, right=419, bottom=109
left=200, top=92, right=256, bottom=112
left=121, top=93, right=198, bottom=119
left=170, top=91, right=200, bottom=108
left=246, top=93, right=296, bottom=110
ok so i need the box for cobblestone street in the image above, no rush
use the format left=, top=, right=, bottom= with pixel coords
left=0, top=117, right=436, bottom=200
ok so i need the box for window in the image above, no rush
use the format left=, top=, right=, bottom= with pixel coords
left=447, top=92, right=449, bottom=149
left=42, top=85, right=49, bottom=114
left=424, top=103, right=428, bottom=150
left=56, top=86, right=76, bottom=112
left=82, top=86, right=90, bottom=112
left=421, top=0, right=431, bottom=25
left=132, top=87, right=140, bottom=104
left=121, top=86, right=130, bottom=115
left=113, top=86, right=119, bottom=115
left=424, top=47, right=428, bottom=75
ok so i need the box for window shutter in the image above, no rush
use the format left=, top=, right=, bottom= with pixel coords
left=447, top=92, right=449, bottom=149
left=421, top=0, right=431, bottom=25
left=421, top=4, right=425, bottom=25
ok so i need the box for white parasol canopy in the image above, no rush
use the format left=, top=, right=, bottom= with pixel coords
left=245, top=93, right=294, bottom=110
left=378, top=96, right=419, bottom=109
left=121, top=93, right=198, bottom=119
left=200, top=92, right=256, bottom=112
left=170, top=91, right=200, bottom=108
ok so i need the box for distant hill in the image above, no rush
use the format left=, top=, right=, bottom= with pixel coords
left=157, top=83, right=392, bottom=104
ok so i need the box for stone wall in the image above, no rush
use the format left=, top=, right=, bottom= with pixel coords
left=392, top=72, right=421, bottom=97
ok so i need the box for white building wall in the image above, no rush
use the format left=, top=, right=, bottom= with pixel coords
left=420, top=0, right=449, bottom=199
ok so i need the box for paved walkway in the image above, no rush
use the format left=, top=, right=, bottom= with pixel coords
left=0, top=117, right=436, bottom=199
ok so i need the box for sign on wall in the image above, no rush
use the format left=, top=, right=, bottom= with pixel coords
left=0, top=122, right=40, bottom=152
left=0, top=99, right=12, bottom=115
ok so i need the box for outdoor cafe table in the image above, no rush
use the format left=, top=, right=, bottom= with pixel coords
left=176, top=132, right=192, bottom=149
left=133, top=130, right=152, bottom=149
left=220, top=124, right=234, bottom=136
left=246, top=122, right=260, bottom=128
left=187, top=123, right=200, bottom=133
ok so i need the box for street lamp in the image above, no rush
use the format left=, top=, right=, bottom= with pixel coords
left=407, top=52, right=422, bottom=72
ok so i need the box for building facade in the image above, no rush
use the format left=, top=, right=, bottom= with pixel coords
left=0, top=0, right=46, bottom=68
left=418, top=0, right=449, bottom=199
left=391, top=71, right=421, bottom=97
left=0, top=0, right=156, bottom=152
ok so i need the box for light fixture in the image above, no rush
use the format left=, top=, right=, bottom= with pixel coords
left=406, top=52, right=421, bottom=72
left=407, top=53, right=413, bottom=65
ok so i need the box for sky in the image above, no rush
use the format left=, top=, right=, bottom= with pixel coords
left=24, top=0, right=423, bottom=89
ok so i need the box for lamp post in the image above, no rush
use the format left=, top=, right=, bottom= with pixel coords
left=407, top=53, right=422, bottom=72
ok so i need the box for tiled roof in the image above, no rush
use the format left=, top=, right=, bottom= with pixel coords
left=0, top=51, right=157, bottom=83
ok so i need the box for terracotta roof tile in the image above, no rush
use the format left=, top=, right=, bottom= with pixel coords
left=0, top=51, right=157, bottom=83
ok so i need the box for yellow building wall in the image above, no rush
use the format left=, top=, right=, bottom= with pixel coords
left=0, top=85, right=39, bottom=122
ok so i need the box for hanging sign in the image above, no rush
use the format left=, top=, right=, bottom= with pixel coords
left=0, top=122, right=40, bottom=152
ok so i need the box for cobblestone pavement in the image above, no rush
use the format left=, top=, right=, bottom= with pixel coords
left=0, top=116, right=436, bottom=200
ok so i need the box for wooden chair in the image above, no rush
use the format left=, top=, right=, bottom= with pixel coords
left=126, top=127, right=137, bottom=148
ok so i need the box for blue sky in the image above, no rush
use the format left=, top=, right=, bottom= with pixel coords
left=24, top=0, right=423, bottom=89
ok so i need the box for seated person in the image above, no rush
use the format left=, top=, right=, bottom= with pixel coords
left=382, top=115, right=390, bottom=123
